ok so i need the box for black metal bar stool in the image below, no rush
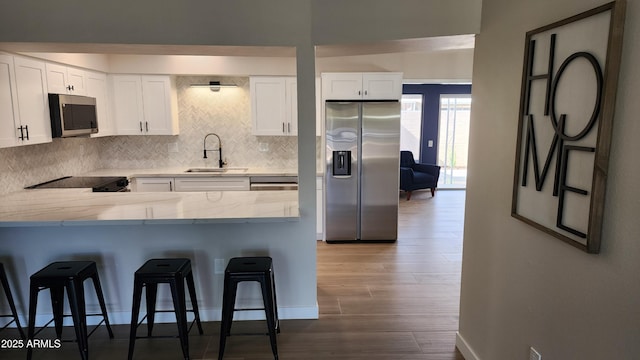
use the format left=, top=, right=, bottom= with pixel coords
left=0, top=263, right=25, bottom=339
left=219, top=256, right=279, bottom=360
left=128, top=258, right=203, bottom=360
left=27, top=261, right=113, bottom=360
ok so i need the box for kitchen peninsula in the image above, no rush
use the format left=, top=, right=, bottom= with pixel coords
left=0, top=167, right=299, bottom=226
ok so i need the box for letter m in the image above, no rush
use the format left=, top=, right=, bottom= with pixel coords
left=521, top=114, right=564, bottom=195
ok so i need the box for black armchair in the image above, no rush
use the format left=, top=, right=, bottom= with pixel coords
left=399, top=151, right=441, bottom=200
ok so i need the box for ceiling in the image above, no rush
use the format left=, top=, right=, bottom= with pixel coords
left=0, top=34, right=474, bottom=58
left=315, top=35, right=475, bottom=57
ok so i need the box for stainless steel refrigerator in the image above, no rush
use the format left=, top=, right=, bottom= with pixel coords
left=325, top=100, right=400, bottom=242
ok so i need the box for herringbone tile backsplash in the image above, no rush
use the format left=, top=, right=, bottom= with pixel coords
left=0, top=76, right=310, bottom=195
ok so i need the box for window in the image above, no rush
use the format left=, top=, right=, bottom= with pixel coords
left=400, top=94, right=423, bottom=159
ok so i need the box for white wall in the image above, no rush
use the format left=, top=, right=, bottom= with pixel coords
left=458, top=0, right=640, bottom=359
left=107, top=55, right=297, bottom=76
left=316, top=49, right=474, bottom=81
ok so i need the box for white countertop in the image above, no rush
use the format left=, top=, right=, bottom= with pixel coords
left=0, top=188, right=298, bottom=226
left=0, top=166, right=301, bottom=226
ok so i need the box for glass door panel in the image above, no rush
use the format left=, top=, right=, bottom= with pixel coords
left=400, top=94, right=422, bottom=159
left=438, top=95, right=471, bottom=189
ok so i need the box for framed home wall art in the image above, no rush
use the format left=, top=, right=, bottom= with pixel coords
left=511, top=1, right=626, bottom=253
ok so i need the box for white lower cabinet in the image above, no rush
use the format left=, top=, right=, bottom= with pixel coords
left=132, top=177, right=175, bottom=192
left=132, top=177, right=250, bottom=192
left=174, top=177, right=250, bottom=192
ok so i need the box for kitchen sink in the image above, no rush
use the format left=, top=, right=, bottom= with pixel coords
left=185, top=167, right=248, bottom=173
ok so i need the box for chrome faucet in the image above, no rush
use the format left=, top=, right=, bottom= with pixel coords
left=203, top=133, right=225, bottom=168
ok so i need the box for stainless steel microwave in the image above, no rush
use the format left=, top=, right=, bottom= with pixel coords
left=48, top=94, right=99, bottom=138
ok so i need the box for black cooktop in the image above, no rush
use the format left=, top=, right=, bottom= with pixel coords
left=26, top=176, right=129, bottom=192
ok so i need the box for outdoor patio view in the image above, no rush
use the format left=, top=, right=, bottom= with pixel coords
left=400, top=93, right=471, bottom=189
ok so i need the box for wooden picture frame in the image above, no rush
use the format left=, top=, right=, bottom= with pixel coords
left=511, top=1, right=626, bottom=253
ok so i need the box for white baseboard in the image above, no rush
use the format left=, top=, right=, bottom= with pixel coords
left=456, top=331, right=480, bottom=360
left=24, top=305, right=319, bottom=328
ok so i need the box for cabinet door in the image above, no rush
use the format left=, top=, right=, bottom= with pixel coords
left=66, top=67, right=87, bottom=95
left=45, top=63, right=69, bottom=94
left=321, top=73, right=363, bottom=100
left=0, top=54, right=19, bottom=148
left=86, top=71, right=114, bottom=137
left=112, top=75, right=144, bottom=135
left=285, top=77, right=297, bottom=135
left=13, top=57, right=51, bottom=145
left=133, top=177, right=174, bottom=192
left=251, top=77, right=287, bottom=135
left=362, top=73, right=403, bottom=100
left=141, top=76, right=178, bottom=135
left=45, top=63, right=87, bottom=95
left=174, top=177, right=250, bottom=192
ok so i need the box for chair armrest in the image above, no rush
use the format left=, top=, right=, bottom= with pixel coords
left=399, top=167, right=414, bottom=189
left=413, top=163, right=440, bottom=175
left=413, top=164, right=441, bottom=183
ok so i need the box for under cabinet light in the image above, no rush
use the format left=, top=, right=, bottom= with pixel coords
left=189, top=81, right=237, bottom=92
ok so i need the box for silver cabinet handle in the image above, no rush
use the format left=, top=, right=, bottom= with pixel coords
left=145, top=121, right=149, bottom=132
left=364, top=90, right=368, bottom=96
left=282, top=122, right=285, bottom=133
left=288, top=122, right=291, bottom=133
left=139, top=122, right=143, bottom=132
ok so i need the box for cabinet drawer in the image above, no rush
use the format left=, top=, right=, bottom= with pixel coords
left=174, top=177, right=250, bottom=192
left=133, top=177, right=174, bottom=192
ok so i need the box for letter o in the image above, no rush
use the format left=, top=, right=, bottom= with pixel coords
left=550, top=52, right=603, bottom=141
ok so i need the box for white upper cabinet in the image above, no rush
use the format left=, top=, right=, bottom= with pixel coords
left=321, top=72, right=403, bottom=100
left=111, top=75, right=178, bottom=136
left=141, top=76, right=179, bottom=135
left=45, top=63, right=87, bottom=95
left=111, top=75, right=144, bottom=135
left=12, top=56, right=52, bottom=146
left=286, top=77, right=298, bottom=135
left=251, top=76, right=297, bottom=136
left=0, top=54, right=20, bottom=148
left=86, top=71, right=115, bottom=137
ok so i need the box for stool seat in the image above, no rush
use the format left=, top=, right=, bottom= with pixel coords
left=27, top=261, right=113, bottom=360
left=226, top=257, right=273, bottom=275
left=31, top=261, right=97, bottom=283
left=128, top=258, right=203, bottom=360
left=0, top=263, right=25, bottom=339
left=135, top=258, right=192, bottom=278
left=219, top=256, right=279, bottom=360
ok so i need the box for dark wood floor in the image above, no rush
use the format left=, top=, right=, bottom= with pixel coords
left=0, top=189, right=465, bottom=360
